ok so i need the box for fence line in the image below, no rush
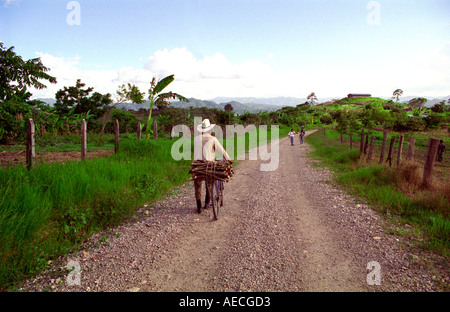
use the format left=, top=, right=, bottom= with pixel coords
left=24, top=118, right=158, bottom=170
left=334, top=128, right=446, bottom=187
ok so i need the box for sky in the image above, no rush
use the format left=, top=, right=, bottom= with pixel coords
left=1, top=0, right=449, bottom=101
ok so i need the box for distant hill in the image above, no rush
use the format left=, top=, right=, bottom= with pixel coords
left=171, top=98, right=281, bottom=114
left=211, top=96, right=307, bottom=107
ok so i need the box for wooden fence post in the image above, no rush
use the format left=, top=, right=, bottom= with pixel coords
left=153, top=120, right=157, bottom=141
left=367, top=136, right=375, bottom=161
left=407, top=137, right=415, bottom=160
left=360, top=129, right=365, bottom=154
left=137, top=122, right=141, bottom=140
left=114, top=119, right=119, bottom=154
left=26, top=118, right=35, bottom=170
left=397, top=135, right=404, bottom=166
left=350, top=132, right=353, bottom=149
left=379, top=130, right=387, bottom=164
left=386, top=137, right=395, bottom=167
left=81, top=119, right=87, bottom=160
left=422, top=138, right=439, bottom=189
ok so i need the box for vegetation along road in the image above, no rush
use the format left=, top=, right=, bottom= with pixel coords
left=20, top=131, right=448, bottom=292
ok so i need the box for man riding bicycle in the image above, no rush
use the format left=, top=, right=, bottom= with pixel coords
left=194, top=119, right=233, bottom=213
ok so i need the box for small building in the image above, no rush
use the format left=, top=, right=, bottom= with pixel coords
left=347, top=93, right=371, bottom=98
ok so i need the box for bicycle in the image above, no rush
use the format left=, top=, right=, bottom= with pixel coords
left=210, top=179, right=224, bottom=220
left=191, top=159, right=233, bottom=221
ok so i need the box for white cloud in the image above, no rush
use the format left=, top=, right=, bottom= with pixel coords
left=29, top=45, right=450, bottom=101
left=143, top=47, right=282, bottom=99
left=3, top=0, right=19, bottom=8
left=31, top=47, right=282, bottom=100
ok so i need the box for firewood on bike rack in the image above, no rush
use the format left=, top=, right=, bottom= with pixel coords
left=189, top=160, right=234, bottom=182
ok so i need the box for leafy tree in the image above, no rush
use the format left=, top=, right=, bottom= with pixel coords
left=423, top=113, right=446, bottom=129
left=392, top=89, right=403, bottom=102
left=0, top=43, right=57, bottom=142
left=430, top=100, right=449, bottom=113
left=408, top=97, right=427, bottom=109
left=98, top=83, right=145, bottom=145
left=319, top=113, right=333, bottom=125
left=0, top=43, right=57, bottom=100
left=54, top=79, right=112, bottom=118
left=307, top=92, right=318, bottom=106
left=224, top=103, right=234, bottom=112
left=0, top=99, right=31, bottom=143
left=110, top=108, right=139, bottom=133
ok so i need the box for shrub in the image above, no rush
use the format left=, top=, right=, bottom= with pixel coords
left=405, top=117, right=426, bottom=131
left=320, top=113, right=333, bottom=125
left=424, top=113, right=445, bottom=129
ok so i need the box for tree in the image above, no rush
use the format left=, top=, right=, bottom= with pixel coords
left=392, top=89, right=403, bottom=102
left=0, top=43, right=57, bottom=142
left=98, top=83, right=145, bottom=145
left=430, top=100, right=449, bottom=113
left=307, top=92, right=318, bottom=106
left=224, top=103, right=234, bottom=112
left=54, top=79, right=112, bottom=118
left=408, top=97, right=427, bottom=109
left=146, top=75, right=188, bottom=134
left=0, top=43, right=57, bottom=101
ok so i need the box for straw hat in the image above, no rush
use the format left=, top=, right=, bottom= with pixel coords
left=197, top=118, right=215, bottom=133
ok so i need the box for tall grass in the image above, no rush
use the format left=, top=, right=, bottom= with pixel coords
left=307, top=129, right=449, bottom=258
left=0, top=138, right=190, bottom=290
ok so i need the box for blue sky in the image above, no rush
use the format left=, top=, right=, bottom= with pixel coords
left=1, top=0, right=449, bottom=100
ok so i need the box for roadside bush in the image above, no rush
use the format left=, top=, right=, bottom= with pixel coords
left=405, top=117, right=426, bottom=131
left=423, top=113, right=446, bottom=129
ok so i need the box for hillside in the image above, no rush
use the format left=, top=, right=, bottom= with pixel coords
left=171, top=98, right=281, bottom=114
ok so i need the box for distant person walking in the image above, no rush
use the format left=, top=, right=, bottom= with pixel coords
left=437, top=140, right=446, bottom=162
left=288, top=129, right=295, bottom=146
left=299, top=125, right=305, bottom=144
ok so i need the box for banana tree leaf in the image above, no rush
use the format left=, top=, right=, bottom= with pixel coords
left=152, top=75, right=175, bottom=95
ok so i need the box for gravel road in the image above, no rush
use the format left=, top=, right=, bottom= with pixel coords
left=20, top=131, right=449, bottom=292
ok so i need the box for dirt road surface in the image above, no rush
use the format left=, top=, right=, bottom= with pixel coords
left=21, top=131, right=449, bottom=292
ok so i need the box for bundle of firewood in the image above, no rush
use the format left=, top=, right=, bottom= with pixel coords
left=189, top=160, right=234, bottom=182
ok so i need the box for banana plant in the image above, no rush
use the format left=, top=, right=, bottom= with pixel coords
left=146, top=75, right=188, bottom=135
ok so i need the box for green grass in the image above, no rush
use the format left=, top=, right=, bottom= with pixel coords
left=0, top=138, right=190, bottom=290
left=308, top=129, right=449, bottom=258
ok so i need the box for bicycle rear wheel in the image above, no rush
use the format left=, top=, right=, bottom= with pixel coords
left=219, top=180, right=224, bottom=207
left=211, top=181, right=220, bottom=220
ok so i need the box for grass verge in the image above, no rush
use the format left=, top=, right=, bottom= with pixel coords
left=307, top=129, right=449, bottom=258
